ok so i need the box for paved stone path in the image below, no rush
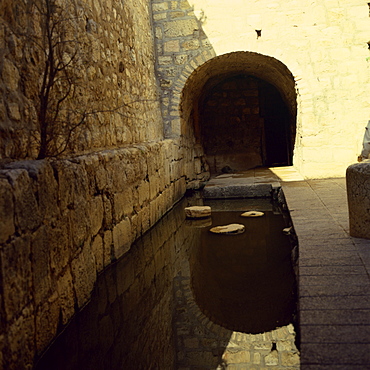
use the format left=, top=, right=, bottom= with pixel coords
left=282, top=177, right=370, bottom=369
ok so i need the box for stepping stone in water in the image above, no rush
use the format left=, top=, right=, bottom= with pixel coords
left=241, top=211, right=264, bottom=217
left=185, top=206, right=211, bottom=219
left=210, top=223, right=245, bottom=235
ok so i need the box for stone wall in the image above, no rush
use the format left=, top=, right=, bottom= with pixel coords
left=34, top=196, right=299, bottom=369
left=0, top=140, right=208, bottom=369
left=152, top=0, right=370, bottom=178
left=0, top=0, right=211, bottom=367
left=34, top=196, right=199, bottom=369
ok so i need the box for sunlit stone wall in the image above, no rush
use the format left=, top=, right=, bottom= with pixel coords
left=152, top=0, right=370, bottom=178
left=0, top=0, right=209, bottom=368
left=0, top=140, right=207, bottom=368
left=0, top=0, right=162, bottom=158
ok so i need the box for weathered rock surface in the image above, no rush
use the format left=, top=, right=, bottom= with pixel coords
left=185, top=205, right=211, bottom=219
left=210, top=224, right=245, bottom=235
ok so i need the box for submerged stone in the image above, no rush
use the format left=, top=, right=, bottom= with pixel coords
left=185, top=218, right=212, bottom=228
left=210, top=223, right=245, bottom=235
left=241, top=211, right=264, bottom=217
left=283, top=227, right=292, bottom=235
left=185, top=206, right=211, bottom=219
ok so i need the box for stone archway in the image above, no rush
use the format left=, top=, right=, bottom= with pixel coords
left=181, top=52, right=297, bottom=174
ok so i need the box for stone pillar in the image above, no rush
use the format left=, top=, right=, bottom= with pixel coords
left=346, top=160, right=370, bottom=239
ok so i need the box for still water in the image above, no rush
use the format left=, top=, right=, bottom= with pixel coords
left=35, top=196, right=299, bottom=369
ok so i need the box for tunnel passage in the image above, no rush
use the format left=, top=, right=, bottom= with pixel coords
left=181, top=52, right=297, bottom=175
left=200, top=74, right=292, bottom=173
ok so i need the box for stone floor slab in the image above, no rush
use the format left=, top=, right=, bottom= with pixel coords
left=299, top=295, right=370, bottom=310
left=300, top=343, right=370, bottom=366
left=299, top=324, right=370, bottom=343
left=300, top=309, right=370, bottom=325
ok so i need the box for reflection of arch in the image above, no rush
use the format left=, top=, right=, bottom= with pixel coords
left=189, top=208, right=297, bottom=334
left=180, top=52, right=299, bottom=173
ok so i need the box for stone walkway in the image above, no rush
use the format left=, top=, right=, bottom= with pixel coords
left=202, top=167, right=370, bottom=369
left=282, top=177, right=370, bottom=369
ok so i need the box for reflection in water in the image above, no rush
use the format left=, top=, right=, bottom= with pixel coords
left=190, top=208, right=296, bottom=334
left=35, top=196, right=299, bottom=370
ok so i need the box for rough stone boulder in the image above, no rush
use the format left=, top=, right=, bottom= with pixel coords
left=185, top=205, right=211, bottom=219
left=210, top=224, right=245, bottom=235
left=346, top=160, right=370, bottom=239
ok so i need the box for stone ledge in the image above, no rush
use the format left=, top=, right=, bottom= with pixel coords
left=203, top=183, right=272, bottom=199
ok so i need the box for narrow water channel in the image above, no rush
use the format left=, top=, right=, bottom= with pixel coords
left=35, top=195, right=299, bottom=369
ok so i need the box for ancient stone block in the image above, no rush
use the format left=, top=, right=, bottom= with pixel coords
left=89, top=196, right=104, bottom=235
left=152, top=3, right=168, bottom=12
left=223, top=349, right=251, bottom=364
left=182, top=39, right=200, bottom=50
left=5, top=168, right=41, bottom=232
left=49, top=223, right=70, bottom=277
left=264, top=350, right=279, bottom=366
left=138, top=179, right=150, bottom=205
left=149, top=173, right=161, bottom=200
left=71, top=242, right=96, bottom=308
left=57, top=267, right=75, bottom=325
left=7, top=102, right=21, bottom=121
left=158, top=55, right=172, bottom=65
left=31, top=226, right=52, bottom=306
left=2, top=58, right=20, bottom=91
left=103, top=230, right=113, bottom=268
left=0, top=176, right=15, bottom=243
left=6, top=305, right=35, bottom=369
left=5, top=160, right=59, bottom=221
left=203, top=184, right=272, bottom=199
left=35, top=292, right=59, bottom=353
left=112, top=217, right=133, bottom=259
left=163, top=19, right=199, bottom=38
left=281, top=351, right=300, bottom=366
left=91, top=234, right=104, bottom=272
left=1, top=236, right=32, bottom=321
left=139, top=206, right=151, bottom=235
left=70, top=196, right=91, bottom=250
left=164, top=40, right=180, bottom=53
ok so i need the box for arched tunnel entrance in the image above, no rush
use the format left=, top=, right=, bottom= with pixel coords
left=200, top=74, right=292, bottom=172
left=181, top=52, right=297, bottom=175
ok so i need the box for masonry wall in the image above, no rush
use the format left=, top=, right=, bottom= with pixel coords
left=152, top=0, right=370, bottom=178
left=0, top=140, right=208, bottom=368
left=0, top=0, right=162, bottom=158
left=0, top=0, right=209, bottom=368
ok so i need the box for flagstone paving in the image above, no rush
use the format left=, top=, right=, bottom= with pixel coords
left=282, top=177, right=370, bottom=369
